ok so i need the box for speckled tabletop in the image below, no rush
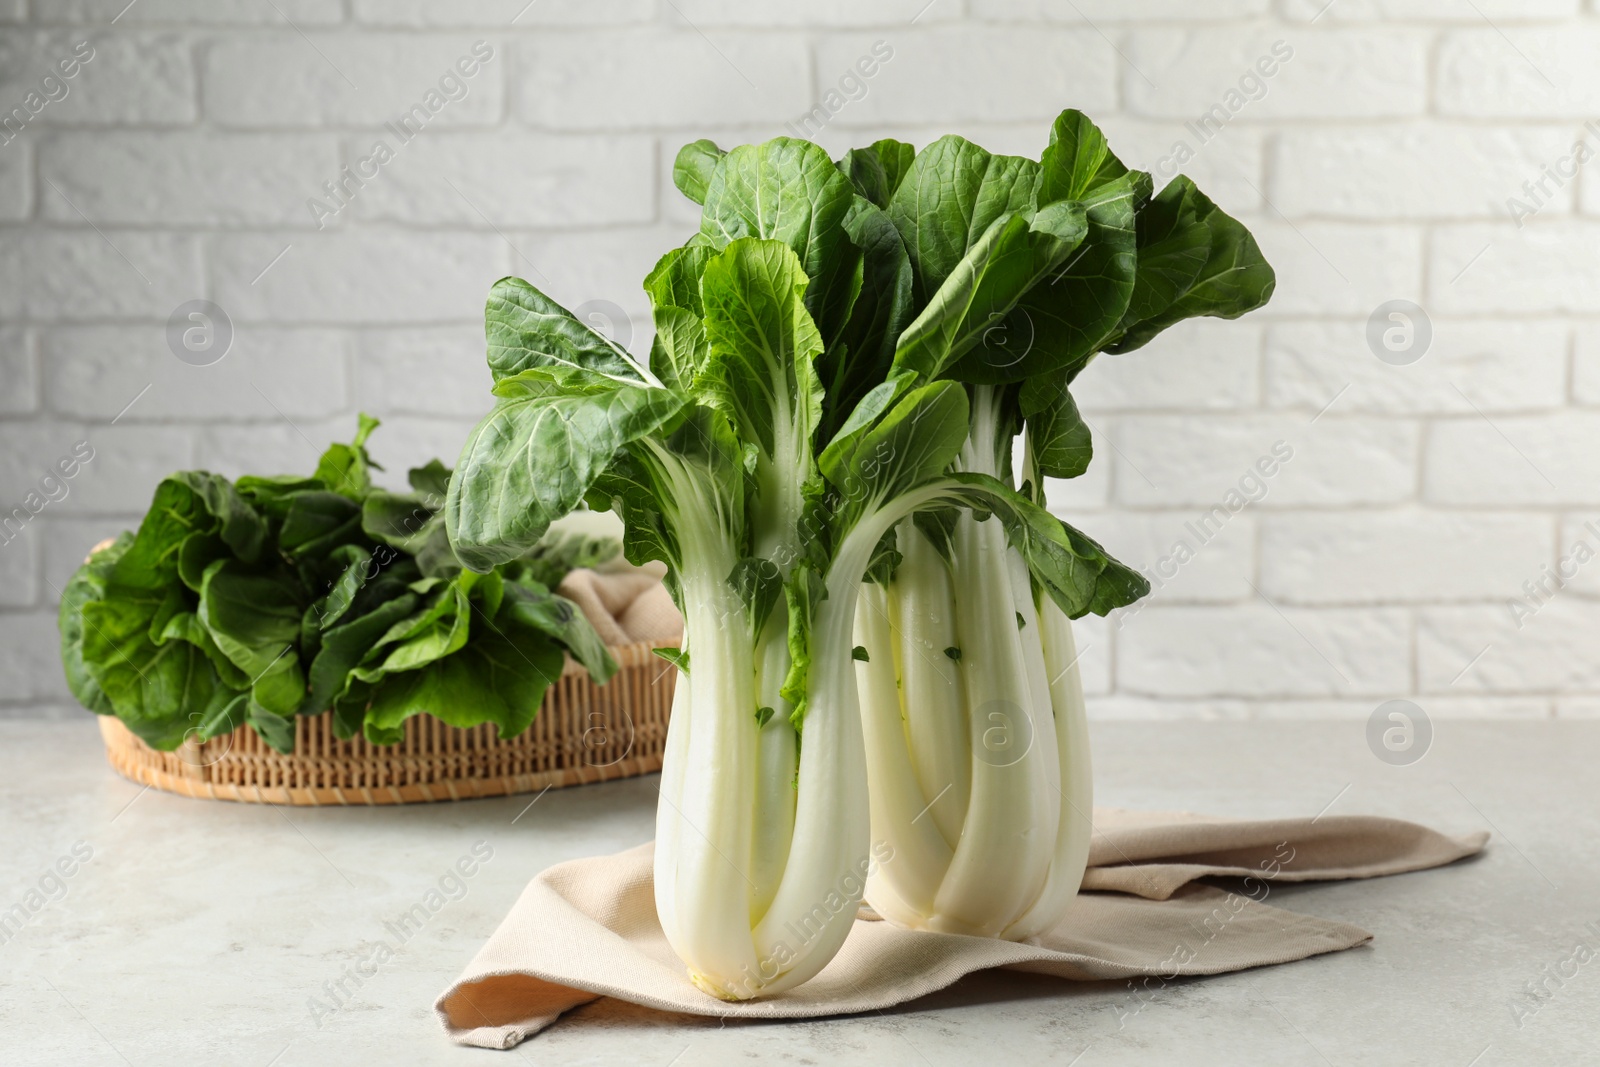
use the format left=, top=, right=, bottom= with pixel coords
left=2, top=718, right=1594, bottom=1066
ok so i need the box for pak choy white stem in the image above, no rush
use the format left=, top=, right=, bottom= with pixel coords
left=856, top=387, right=1075, bottom=937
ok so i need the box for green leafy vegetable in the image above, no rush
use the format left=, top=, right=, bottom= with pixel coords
left=847, top=111, right=1274, bottom=948
left=59, top=418, right=621, bottom=752
left=444, top=120, right=1183, bottom=1003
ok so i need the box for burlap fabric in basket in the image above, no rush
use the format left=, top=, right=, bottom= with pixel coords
left=435, top=809, right=1487, bottom=1047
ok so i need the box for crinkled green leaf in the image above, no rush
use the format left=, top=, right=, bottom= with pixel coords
left=194, top=691, right=248, bottom=742
left=823, top=379, right=968, bottom=509
left=820, top=197, right=915, bottom=439
left=354, top=573, right=481, bottom=678
left=235, top=474, right=325, bottom=521
left=838, top=138, right=916, bottom=209
left=673, top=138, right=725, bottom=204
left=158, top=608, right=251, bottom=690
left=80, top=587, right=223, bottom=750
left=966, top=174, right=1140, bottom=392
left=1107, top=179, right=1276, bottom=353
left=362, top=615, right=565, bottom=745
left=700, top=238, right=825, bottom=461
left=279, top=491, right=364, bottom=560
left=945, top=471, right=1149, bottom=619
left=1112, top=173, right=1211, bottom=333
left=58, top=532, right=132, bottom=716
left=886, top=135, right=1040, bottom=302
left=407, top=459, right=452, bottom=503
left=818, top=370, right=918, bottom=490
left=447, top=366, right=684, bottom=572
left=246, top=697, right=295, bottom=754
left=113, top=472, right=267, bottom=589
left=1037, top=108, right=1129, bottom=206
left=313, top=412, right=382, bottom=500
left=196, top=559, right=305, bottom=716
left=311, top=545, right=373, bottom=632
left=499, top=581, right=617, bottom=683
left=485, top=277, right=647, bottom=385
left=893, top=201, right=1088, bottom=382
left=361, top=489, right=436, bottom=555
left=302, top=590, right=420, bottom=714
left=699, top=137, right=860, bottom=344
left=644, top=244, right=715, bottom=391
left=1026, top=382, right=1093, bottom=480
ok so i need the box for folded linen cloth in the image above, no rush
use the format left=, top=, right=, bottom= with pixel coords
left=557, top=560, right=683, bottom=647
left=435, top=809, right=1486, bottom=1048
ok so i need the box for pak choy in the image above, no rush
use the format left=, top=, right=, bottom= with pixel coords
left=446, top=133, right=1146, bottom=999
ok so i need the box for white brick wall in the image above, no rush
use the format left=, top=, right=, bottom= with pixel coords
left=2, top=1, right=1595, bottom=724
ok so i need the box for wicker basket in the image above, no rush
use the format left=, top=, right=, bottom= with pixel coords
left=98, top=640, right=677, bottom=806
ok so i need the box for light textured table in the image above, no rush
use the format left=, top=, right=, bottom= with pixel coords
left=2, top=719, right=1595, bottom=1066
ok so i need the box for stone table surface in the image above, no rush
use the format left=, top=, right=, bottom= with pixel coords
left=1, top=718, right=1596, bottom=1066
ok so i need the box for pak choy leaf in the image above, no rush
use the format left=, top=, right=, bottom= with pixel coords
left=157, top=608, right=252, bottom=690
left=499, top=580, right=618, bottom=683
left=193, top=690, right=249, bottom=743
left=892, top=202, right=1088, bottom=383
left=352, top=571, right=493, bottom=680
left=246, top=698, right=296, bottom=754
left=196, top=558, right=306, bottom=716
left=407, top=458, right=452, bottom=503
left=361, top=489, right=432, bottom=551
left=1106, top=178, right=1276, bottom=353
left=698, top=137, right=861, bottom=346
left=234, top=474, right=326, bottom=522
left=79, top=583, right=228, bottom=750
left=728, top=556, right=784, bottom=632
left=943, top=471, right=1149, bottom=620
left=1024, top=379, right=1093, bottom=481
left=818, top=196, right=916, bottom=440
left=361, top=612, right=566, bottom=745
left=960, top=174, right=1140, bottom=390
left=673, top=138, right=725, bottom=205
left=446, top=364, right=685, bottom=572
left=58, top=532, right=133, bottom=716
left=699, top=238, right=826, bottom=463
left=313, top=412, right=382, bottom=500
left=301, top=589, right=420, bottom=714
left=70, top=472, right=272, bottom=749
left=643, top=243, right=715, bottom=392
left=940, top=111, right=1141, bottom=390
left=112, top=471, right=267, bottom=587
left=821, top=378, right=969, bottom=510
left=837, top=138, right=916, bottom=209
left=485, top=277, right=651, bottom=385
left=1036, top=108, right=1130, bottom=206
left=310, top=544, right=374, bottom=632
left=886, top=134, right=1041, bottom=302
left=279, top=490, right=365, bottom=560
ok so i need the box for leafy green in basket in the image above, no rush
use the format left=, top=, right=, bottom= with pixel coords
left=59, top=417, right=621, bottom=754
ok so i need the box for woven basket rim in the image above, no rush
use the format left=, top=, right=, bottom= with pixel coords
left=97, top=638, right=679, bottom=806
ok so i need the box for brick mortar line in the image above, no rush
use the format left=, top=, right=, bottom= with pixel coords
left=18, top=219, right=1600, bottom=234
left=11, top=16, right=1600, bottom=29
left=18, top=117, right=1600, bottom=134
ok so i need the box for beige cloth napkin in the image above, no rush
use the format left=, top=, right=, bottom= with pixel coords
left=435, top=809, right=1486, bottom=1048
left=558, top=561, right=683, bottom=647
